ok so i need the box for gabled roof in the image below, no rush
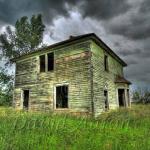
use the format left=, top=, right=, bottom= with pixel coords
left=11, top=33, right=127, bottom=66
left=115, top=76, right=131, bottom=85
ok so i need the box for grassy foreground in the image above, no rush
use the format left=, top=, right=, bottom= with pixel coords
left=0, top=105, right=150, bottom=150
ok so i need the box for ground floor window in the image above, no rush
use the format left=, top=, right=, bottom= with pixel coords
left=104, top=90, right=109, bottom=111
left=56, top=85, right=68, bottom=108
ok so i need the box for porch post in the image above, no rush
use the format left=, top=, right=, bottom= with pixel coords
left=124, top=88, right=128, bottom=107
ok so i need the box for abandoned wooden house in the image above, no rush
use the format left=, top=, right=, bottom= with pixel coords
left=12, top=33, right=131, bottom=117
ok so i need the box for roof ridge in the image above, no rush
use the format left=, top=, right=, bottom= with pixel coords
left=11, top=33, right=127, bottom=66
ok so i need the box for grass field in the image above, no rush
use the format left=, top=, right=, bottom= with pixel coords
left=0, top=105, right=150, bottom=150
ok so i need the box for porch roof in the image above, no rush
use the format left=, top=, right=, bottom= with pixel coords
left=115, top=76, right=131, bottom=85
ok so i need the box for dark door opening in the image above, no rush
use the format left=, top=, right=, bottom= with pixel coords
left=56, top=85, right=68, bottom=108
left=23, top=90, right=29, bottom=109
left=118, top=89, right=125, bottom=107
left=104, top=90, right=109, bottom=111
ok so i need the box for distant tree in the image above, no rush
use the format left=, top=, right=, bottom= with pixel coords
left=132, top=87, right=150, bottom=104
left=0, top=14, right=45, bottom=106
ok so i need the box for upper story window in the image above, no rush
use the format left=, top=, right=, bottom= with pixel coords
left=48, top=52, right=54, bottom=71
left=40, top=55, right=46, bottom=72
left=39, top=52, right=54, bottom=72
left=104, top=55, right=109, bottom=71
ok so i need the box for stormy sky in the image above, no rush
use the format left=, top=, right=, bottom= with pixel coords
left=0, top=0, right=150, bottom=88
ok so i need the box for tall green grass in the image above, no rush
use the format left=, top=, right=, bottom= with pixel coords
left=0, top=105, right=150, bottom=150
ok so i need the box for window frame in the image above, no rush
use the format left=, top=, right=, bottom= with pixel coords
left=104, top=54, right=109, bottom=72
left=54, top=83, right=69, bottom=110
left=47, top=52, right=54, bottom=72
left=39, top=52, right=55, bottom=73
left=39, top=54, right=46, bottom=72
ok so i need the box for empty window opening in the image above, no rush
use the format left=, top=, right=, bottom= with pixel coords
left=104, top=90, right=109, bottom=111
left=48, top=52, right=54, bottom=71
left=127, top=89, right=130, bottom=106
left=23, top=90, right=29, bottom=109
left=56, top=85, right=68, bottom=108
left=104, top=55, right=109, bottom=71
left=40, top=55, right=46, bottom=72
left=118, top=89, right=125, bottom=107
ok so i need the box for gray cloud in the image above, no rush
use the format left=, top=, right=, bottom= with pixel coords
left=109, top=17, right=150, bottom=40
left=0, top=0, right=81, bottom=24
left=118, top=49, right=142, bottom=57
left=80, top=0, right=131, bottom=20
left=126, top=59, right=138, bottom=65
left=125, top=58, right=150, bottom=83
left=139, top=0, right=150, bottom=13
left=106, top=0, right=150, bottom=40
left=0, top=0, right=132, bottom=25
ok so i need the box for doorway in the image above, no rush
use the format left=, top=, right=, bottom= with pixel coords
left=104, top=90, right=109, bottom=111
left=23, top=90, right=29, bottom=109
left=56, top=85, right=68, bottom=108
left=118, top=89, right=125, bottom=107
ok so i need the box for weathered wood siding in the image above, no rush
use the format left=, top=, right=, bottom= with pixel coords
left=14, top=40, right=92, bottom=114
left=13, top=38, right=129, bottom=117
left=90, top=41, right=126, bottom=116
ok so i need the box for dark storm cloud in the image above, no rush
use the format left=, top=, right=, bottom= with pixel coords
left=107, top=0, right=150, bottom=40
left=118, top=49, right=142, bottom=57
left=139, top=0, right=150, bottom=13
left=0, top=0, right=80, bottom=24
left=0, top=0, right=131, bottom=25
left=126, top=59, right=138, bottom=65
left=80, top=0, right=131, bottom=20
left=125, top=58, right=150, bottom=83
left=109, top=16, right=150, bottom=40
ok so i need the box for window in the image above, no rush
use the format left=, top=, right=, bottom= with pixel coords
left=104, top=55, right=109, bottom=71
left=40, top=55, right=46, bottom=72
left=48, top=52, right=54, bottom=71
left=56, top=85, right=68, bottom=108
left=39, top=53, right=54, bottom=72
left=104, top=90, right=109, bottom=111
